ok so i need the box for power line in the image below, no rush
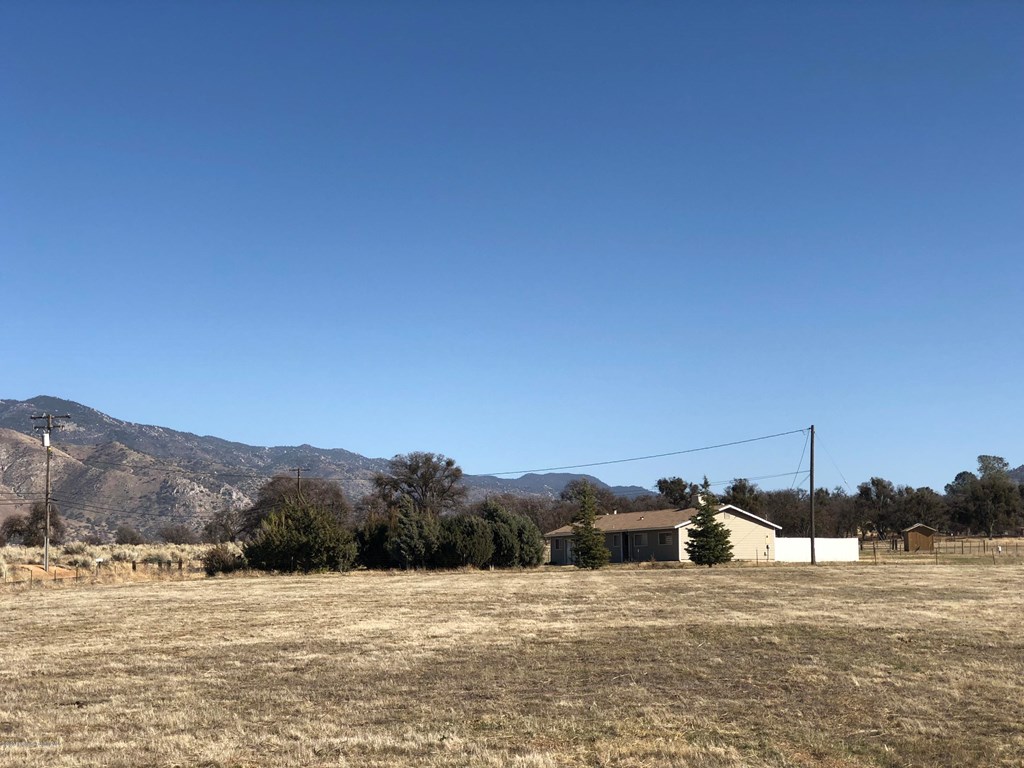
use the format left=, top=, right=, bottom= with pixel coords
left=481, top=428, right=808, bottom=476
left=791, top=430, right=810, bottom=489
left=638, top=469, right=811, bottom=494
left=816, top=436, right=851, bottom=490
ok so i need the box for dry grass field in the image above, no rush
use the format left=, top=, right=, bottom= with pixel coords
left=2, top=564, right=1022, bottom=767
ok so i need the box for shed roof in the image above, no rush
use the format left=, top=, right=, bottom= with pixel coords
left=902, top=523, right=937, bottom=533
left=544, top=504, right=781, bottom=537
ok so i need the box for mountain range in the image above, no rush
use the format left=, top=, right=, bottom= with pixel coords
left=0, top=396, right=650, bottom=539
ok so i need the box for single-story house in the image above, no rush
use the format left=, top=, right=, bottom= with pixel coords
left=544, top=505, right=781, bottom=565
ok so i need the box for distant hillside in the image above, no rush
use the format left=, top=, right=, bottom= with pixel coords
left=1010, top=464, right=1024, bottom=484
left=452, top=472, right=649, bottom=499
left=0, top=396, right=652, bottom=539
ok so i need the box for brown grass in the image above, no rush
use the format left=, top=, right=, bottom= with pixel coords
left=1, top=564, right=1022, bottom=767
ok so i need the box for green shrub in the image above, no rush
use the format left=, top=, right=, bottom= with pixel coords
left=512, top=515, right=545, bottom=567
left=481, top=502, right=545, bottom=567
left=202, top=543, right=246, bottom=576
left=436, top=515, right=495, bottom=569
left=356, top=518, right=394, bottom=569
left=243, top=501, right=357, bottom=573
left=387, top=504, right=439, bottom=569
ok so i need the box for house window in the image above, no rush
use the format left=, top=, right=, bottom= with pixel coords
left=554, top=539, right=562, bottom=550
left=611, top=534, right=621, bottom=547
left=633, top=533, right=647, bottom=547
left=658, top=532, right=673, bottom=546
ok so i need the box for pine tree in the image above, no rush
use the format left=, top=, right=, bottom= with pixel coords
left=243, top=500, right=357, bottom=573
left=684, top=478, right=733, bottom=567
left=571, top=482, right=610, bottom=569
left=387, top=500, right=440, bottom=569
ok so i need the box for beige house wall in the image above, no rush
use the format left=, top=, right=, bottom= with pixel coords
left=548, top=509, right=777, bottom=565
left=706, top=511, right=775, bottom=561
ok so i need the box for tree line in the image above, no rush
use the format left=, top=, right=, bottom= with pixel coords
left=2, top=451, right=1019, bottom=570
left=198, top=452, right=546, bottom=573
left=695, top=454, right=1023, bottom=539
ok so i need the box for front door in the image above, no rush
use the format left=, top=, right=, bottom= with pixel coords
left=565, top=539, right=574, bottom=564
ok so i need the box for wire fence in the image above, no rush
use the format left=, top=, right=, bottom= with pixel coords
left=0, top=559, right=205, bottom=590
left=860, top=536, right=1024, bottom=564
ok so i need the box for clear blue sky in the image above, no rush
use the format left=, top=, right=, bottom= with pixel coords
left=2, top=1, right=1021, bottom=494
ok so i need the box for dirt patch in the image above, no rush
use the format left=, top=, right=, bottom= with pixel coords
left=10, top=564, right=79, bottom=580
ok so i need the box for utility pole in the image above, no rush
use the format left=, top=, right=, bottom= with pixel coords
left=31, top=413, right=72, bottom=572
left=809, top=424, right=816, bottom=565
left=289, top=468, right=311, bottom=499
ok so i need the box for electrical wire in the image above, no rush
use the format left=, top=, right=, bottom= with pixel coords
left=791, top=430, right=810, bottom=489
left=816, top=436, right=851, bottom=489
left=481, top=427, right=808, bottom=476
left=638, top=469, right=811, bottom=494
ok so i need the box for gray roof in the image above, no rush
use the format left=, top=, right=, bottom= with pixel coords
left=544, top=504, right=781, bottom=537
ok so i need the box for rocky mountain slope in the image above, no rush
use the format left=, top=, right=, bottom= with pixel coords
left=0, top=396, right=649, bottom=539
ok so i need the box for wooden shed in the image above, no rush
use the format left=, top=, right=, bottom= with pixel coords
left=903, top=523, right=937, bottom=553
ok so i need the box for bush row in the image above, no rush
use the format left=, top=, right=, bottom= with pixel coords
left=199, top=500, right=545, bottom=575
left=359, top=503, right=545, bottom=570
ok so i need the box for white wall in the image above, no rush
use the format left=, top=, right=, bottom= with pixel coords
left=775, top=537, right=859, bottom=563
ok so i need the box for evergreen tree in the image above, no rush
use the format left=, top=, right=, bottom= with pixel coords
left=480, top=501, right=546, bottom=568
left=243, top=500, right=357, bottom=573
left=512, top=514, right=545, bottom=567
left=480, top=500, right=520, bottom=567
left=684, top=479, right=733, bottom=567
left=571, top=482, right=610, bottom=569
left=387, top=500, right=439, bottom=569
left=356, top=516, right=394, bottom=569
left=435, top=514, right=494, bottom=568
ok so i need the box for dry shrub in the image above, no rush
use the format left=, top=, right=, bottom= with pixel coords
left=59, top=542, right=101, bottom=568
left=0, top=544, right=43, bottom=565
left=62, top=541, right=91, bottom=555
left=141, top=547, right=174, bottom=565
left=201, top=543, right=246, bottom=576
left=109, top=545, right=141, bottom=563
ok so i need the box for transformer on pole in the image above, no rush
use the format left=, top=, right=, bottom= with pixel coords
left=31, top=413, right=72, bottom=572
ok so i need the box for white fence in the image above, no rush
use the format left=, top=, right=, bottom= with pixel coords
left=775, top=537, right=859, bottom=563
